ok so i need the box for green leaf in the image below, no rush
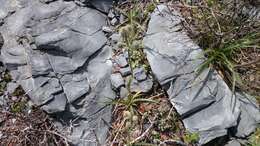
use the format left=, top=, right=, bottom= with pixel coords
left=133, top=98, right=158, bottom=104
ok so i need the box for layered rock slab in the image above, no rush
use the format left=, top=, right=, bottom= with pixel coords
left=0, top=0, right=115, bottom=145
left=144, top=5, right=260, bottom=144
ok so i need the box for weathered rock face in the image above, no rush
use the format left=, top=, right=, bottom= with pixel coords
left=144, top=5, right=260, bottom=145
left=0, top=0, right=115, bottom=145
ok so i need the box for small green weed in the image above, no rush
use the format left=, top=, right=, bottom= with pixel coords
left=248, top=128, right=260, bottom=146
left=11, top=100, right=27, bottom=113
left=183, top=132, right=200, bottom=144
left=196, top=32, right=259, bottom=91
left=181, top=0, right=260, bottom=93
left=110, top=91, right=157, bottom=114
left=118, top=1, right=156, bottom=70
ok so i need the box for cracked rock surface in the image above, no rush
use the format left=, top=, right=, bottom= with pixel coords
left=0, top=0, right=114, bottom=145
left=1, top=0, right=259, bottom=145
left=144, top=5, right=260, bottom=145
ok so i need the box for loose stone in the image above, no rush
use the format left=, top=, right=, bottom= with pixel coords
left=133, top=67, right=147, bottom=81
left=111, top=73, right=125, bottom=89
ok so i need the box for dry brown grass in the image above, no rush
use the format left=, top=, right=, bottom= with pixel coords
left=0, top=105, right=68, bottom=146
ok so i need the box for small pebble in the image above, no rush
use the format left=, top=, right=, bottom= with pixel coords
left=11, top=96, right=18, bottom=101
left=110, top=73, right=124, bottom=89
left=120, top=87, right=129, bottom=98
left=0, top=95, right=5, bottom=106
left=110, top=33, right=121, bottom=44
left=0, top=131, right=3, bottom=139
left=119, top=66, right=131, bottom=77
left=110, top=18, right=119, bottom=26
left=123, top=50, right=129, bottom=59
left=225, top=139, right=241, bottom=146
left=115, top=54, right=128, bottom=67
left=11, top=118, right=16, bottom=124
left=108, top=10, right=116, bottom=19
left=119, top=14, right=125, bottom=24
left=130, top=77, right=153, bottom=93
left=102, top=26, right=113, bottom=33
left=133, top=67, right=147, bottom=81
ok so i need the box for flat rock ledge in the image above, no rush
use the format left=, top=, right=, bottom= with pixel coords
left=0, top=0, right=114, bottom=145
left=144, top=5, right=260, bottom=145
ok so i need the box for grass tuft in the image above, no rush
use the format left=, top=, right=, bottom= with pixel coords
left=179, top=0, right=260, bottom=95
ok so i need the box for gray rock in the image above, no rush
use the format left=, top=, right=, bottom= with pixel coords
left=0, top=95, right=6, bottom=106
left=0, top=131, right=3, bottom=139
left=130, top=77, right=153, bottom=93
left=11, top=96, right=18, bottom=101
left=108, top=9, right=116, bottom=19
left=133, top=67, right=147, bottom=81
left=225, top=139, right=241, bottom=146
left=0, top=0, right=18, bottom=20
left=29, top=77, right=63, bottom=106
left=0, top=33, right=4, bottom=48
left=160, top=140, right=187, bottom=146
left=119, top=14, right=125, bottom=24
left=123, top=50, right=129, bottom=59
left=60, top=73, right=90, bottom=103
left=39, top=0, right=56, bottom=3
left=120, top=87, right=129, bottom=98
left=0, top=116, right=3, bottom=123
left=233, top=94, right=260, bottom=138
left=73, top=0, right=113, bottom=13
left=41, top=93, right=67, bottom=113
left=119, top=66, right=131, bottom=77
left=110, top=33, right=121, bottom=44
left=0, top=0, right=115, bottom=145
left=69, top=44, right=115, bottom=145
left=102, top=25, right=113, bottom=33
left=0, top=67, right=5, bottom=75
left=89, top=0, right=113, bottom=13
left=115, top=54, right=128, bottom=67
left=144, top=5, right=260, bottom=145
left=111, top=73, right=124, bottom=89
left=30, top=53, right=52, bottom=76
left=111, top=17, right=119, bottom=26
left=6, top=82, right=19, bottom=94
left=2, top=46, right=27, bottom=67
